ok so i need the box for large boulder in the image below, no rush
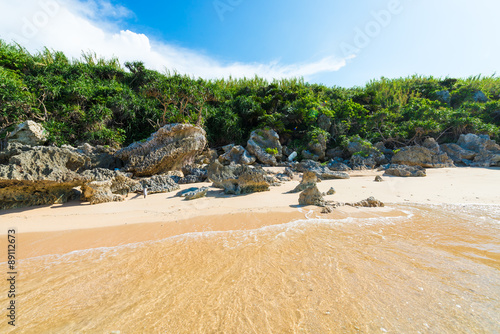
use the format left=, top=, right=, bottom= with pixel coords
left=81, top=180, right=124, bottom=205
left=391, top=145, right=454, bottom=168
left=440, top=143, right=477, bottom=165
left=139, top=175, right=180, bottom=194
left=456, top=134, right=500, bottom=167
left=294, top=160, right=350, bottom=180
left=7, top=120, right=48, bottom=146
left=246, top=129, right=282, bottom=165
left=115, top=123, right=207, bottom=176
left=302, top=132, right=328, bottom=161
left=218, top=144, right=256, bottom=165
left=288, top=171, right=319, bottom=193
left=207, top=161, right=270, bottom=194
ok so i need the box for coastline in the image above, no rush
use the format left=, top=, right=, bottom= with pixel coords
left=1, top=166, right=499, bottom=259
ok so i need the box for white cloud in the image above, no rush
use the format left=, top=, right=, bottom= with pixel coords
left=0, top=0, right=348, bottom=81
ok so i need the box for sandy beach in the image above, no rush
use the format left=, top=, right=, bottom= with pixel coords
left=1, top=167, right=499, bottom=259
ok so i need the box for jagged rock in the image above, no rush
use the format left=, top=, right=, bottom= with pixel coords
left=295, top=160, right=350, bottom=180
left=305, top=132, right=327, bottom=161
left=391, top=145, right=454, bottom=168
left=473, top=91, right=488, bottom=103
left=422, top=138, right=440, bottom=154
left=436, top=90, right=451, bottom=104
left=115, top=123, right=207, bottom=176
left=139, top=175, right=180, bottom=194
left=374, top=142, right=393, bottom=155
left=246, top=129, right=282, bottom=165
left=301, top=150, right=320, bottom=161
left=374, top=175, right=383, bottom=182
left=326, top=187, right=336, bottom=195
left=7, top=120, right=48, bottom=146
left=299, top=185, right=325, bottom=206
left=384, top=164, right=426, bottom=177
left=218, top=145, right=256, bottom=165
left=80, top=168, right=141, bottom=195
left=327, top=159, right=352, bottom=172
left=440, top=143, right=477, bottom=165
left=81, top=180, right=124, bottom=205
left=321, top=206, right=334, bottom=214
left=207, top=161, right=270, bottom=194
left=289, top=171, right=318, bottom=193
left=184, top=187, right=208, bottom=200
left=284, top=167, right=294, bottom=178
left=347, top=196, right=384, bottom=207
left=325, top=148, right=344, bottom=160
left=76, top=143, right=124, bottom=170
left=347, top=138, right=385, bottom=169
left=456, top=134, right=500, bottom=167
left=177, top=187, right=199, bottom=197
left=195, top=148, right=218, bottom=165
left=180, top=165, right=208, bottom=183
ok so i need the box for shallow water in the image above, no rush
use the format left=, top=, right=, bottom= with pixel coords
left=2, top=204, right=500, bottom=333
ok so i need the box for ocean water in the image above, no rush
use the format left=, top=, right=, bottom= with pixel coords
left=2, top=204, right=500, bottom=333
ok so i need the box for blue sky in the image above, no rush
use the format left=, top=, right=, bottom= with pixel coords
left=1, top=0, right=499, bottom=87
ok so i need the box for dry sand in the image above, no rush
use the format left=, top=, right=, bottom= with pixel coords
left=1, top=167, right=499, bottom=259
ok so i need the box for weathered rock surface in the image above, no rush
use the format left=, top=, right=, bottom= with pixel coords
left=302, top=132, right=327, bottom=161
left=7, top=120, right=48, bottom=146
left=294, top=160, right=350, bottom=180
left=81, top=180, right=124, bottom=205
left=440, top=143, right=477, bottom=165
left=184, top=187, right=209, bottom=200
left=115, top=123, right=207, bottom=176
left=218, top=145, right=256, bottom=165
left=374, top=175, right=383, bottom=182
left=246, top=129, right=282, bottom=165
left=391, top=145, right=454, bottom=168
left=299, top=184, right=325, bottom=206
left=456, top=133, right=500, bottom=167
left=139, top=175, right=180, bottom=194
left=289, top=171, right=319, bottom=193
left=207, top=161, right=270, bottom=194
left=347, top=196, right=384, bottom=207
left=326, top=187, right=336, bottom=195
left=384, top=164, right=426, bottom=177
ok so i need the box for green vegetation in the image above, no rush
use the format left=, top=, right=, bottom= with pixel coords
left=265, top=147, right=279, bottom=156
left=1, top=41, right=499, bottom=150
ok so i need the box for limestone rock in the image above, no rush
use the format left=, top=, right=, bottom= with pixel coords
left=7, top=120, right=48, bottom=146
left=184, top=187, right=208, bottom=200
left=289, top=171, right=319, bottom=193
left=115, top=123, right=207, bottom=176
left=456, top=133, right=500, bottom=167
left=326, top=187, right=336, bottom=195
left=384, top=164, right=426, bottom=177
left=207, top=161, right=270, bottom=194
left=218, top=145, right=256, bottom=165
left=246, top=129, right=282, bottom=165
left=299, top=185, right=325, bottom=206
left=374, top=175, right=383, bottom=182
left=139, top=175, right=180, bottom=194
left=295, top=160, right=350, bottom=180
left=347, top=196, right=384, bottom=207
left=81, top=180, right=124, bottom=205
left=440, top=143, right=477, bottom=165
left=391, top=145, right=454, bottom=168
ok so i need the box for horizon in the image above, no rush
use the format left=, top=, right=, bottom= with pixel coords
left=1, top=0, right=499, bottom=88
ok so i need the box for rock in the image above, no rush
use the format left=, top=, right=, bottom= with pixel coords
left=321, top=206, right=334, bottom=214
left=325, top=148, right=343, bottom=160
left=384, top=164, right=426, bottom=177
left=289, top=171, right=318, bottom=193
left=295, top=160, right=350, bottom=180
left=347, top=137, right=385, bottom=169
left=195, top=148, right=218, bottom=165
left=473, top=91, right=488, bottom=103
left=76, top=143, right=124, bottom=170
left=207, top=161, right=270, bottom=194
left=391, top=145, right=454, bottom=168
left=7, top=120, right=48, bottom=146
left=299, top=184, right=325, bottom=206
left=327, top=159, right=352, bottom=172
left=139, top=175, right=180, bottom=194
left=301, top=150, right=320, bottom=161
left=81, top=180, right=124, bottom=205
left=374, top=142, right=393, bottom=155
left=246, top=129, right=282, bottom=165
left=306, top=132, right=327, bottom=161
left=435, top=90, right=451, bottom=104
left=284, top=167, right=294, bottom=178
left=115, top=123, right=207, bottom=176
left=440, top=143, right=477, bottom=165
left=80, top=168, right=141, bottom=195
left=177, top=187, right=200, bottom=197
left=456, top=134, right=500, bottom=167
left=374, top=175, right=383, bottom=182
left=317, top=114, right=332, bottom=132
left=347, top=196, right=384, bottom=207
left=218, top=145, right=256, bottom=165
left=326, top=187, right=336, bottom=195
left=184, top=187, right=208, bottom=200
left=181, top=165, right=208, bottom=183
left=422, top=138, right=440, bottom=154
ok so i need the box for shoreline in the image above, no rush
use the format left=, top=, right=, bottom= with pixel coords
left=1, top=166, right=499, bottom=259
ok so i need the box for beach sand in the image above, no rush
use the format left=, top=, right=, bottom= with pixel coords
left=0, top=167, right=499, bottom=259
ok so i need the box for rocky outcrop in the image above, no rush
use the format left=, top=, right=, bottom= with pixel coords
left=391, top=144, right=454, bottom=168
left=347, top=138, right=386, bottom=169
left=302, top=132, right=327, bottom=161
left=289, top=171, right=319, bottom=193
left=298, top=185, right=325, bottom=206
left=456, top=134, right=500, bottom=167
left=218, top=145, right=256, bottom=165
left=7, top=120, right=48, bottom=146
left=384, top=164, right=426, bottom=177
left=294, top=160, right=350, bottom=180
left=115, top=123, right=207, bottom=176
left=207, top=161, right=270, bottom=194
left=183, top=187, right=209, bottom=200
left=246, top=129, right=282, bottom=165
left=440, top=143, right=477, bottom=165
left=347, top=196, right=384, bottom=207
left=139, top=175, right=180, bottom=194
left=81, top=180, right=124, bottom=205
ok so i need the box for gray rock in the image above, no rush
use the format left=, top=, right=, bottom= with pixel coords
left=422, top=138, right=440, bottom=154
left=81, top=180, right=124, bottom=205
left=7, top=120, right=48, bottom=146
left=184, top=187, right=208, bottom=200
left=218, top=145, right=256, bottom=165
left=289, top=171, right=318, bottom=193
left=139, top=175, right=180, bottom=194
left=115, top=123, right=207, bottom=176
left=374, top=175, right=383, bottom=182
left=207, top=161, right=270, bottom=194
left=347, top=196, right=384, bottom=207
left=295, top=160, right=350, bottom=180
left=299, top=184, right=325, bottom=206
left=384, top=164, right=426, bottom=177
left=246, top=129, right=282, bottom=165
left=456, top=133, right=500, bottom=167
left=440, top=143, right=477, bottom=165
left=325, top=148, right=343, bottom=160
